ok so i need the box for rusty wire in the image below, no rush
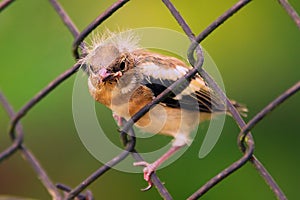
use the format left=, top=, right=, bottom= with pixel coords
left=278, top=0, right=300, bottom=29
left=0, top=93, right=62, bottom=200
left=0, top=0, right=14, bottom=12
left=0, top=0, right=299, bottom=199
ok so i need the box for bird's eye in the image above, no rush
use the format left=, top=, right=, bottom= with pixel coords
left=119, top=61, right=126, bottom=71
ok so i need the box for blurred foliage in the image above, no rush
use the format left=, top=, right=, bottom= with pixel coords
left=0, top=0, right=299, bottom=199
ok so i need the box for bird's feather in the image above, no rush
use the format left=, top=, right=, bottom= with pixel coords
left=133, top=51, right=227, bottom=113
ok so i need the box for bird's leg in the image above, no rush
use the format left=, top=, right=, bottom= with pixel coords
left=133, top=145, right=183, bottom=191
left=113, top=112, right=123, bottom=127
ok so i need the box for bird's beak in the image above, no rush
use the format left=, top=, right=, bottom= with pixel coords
left=98, top=68, right=123, bottom=83
left=89, top=66, right=123, bottom=86
left=88, top=67, right=111, bottom=87
left=98, top=68, right=111, bottom=82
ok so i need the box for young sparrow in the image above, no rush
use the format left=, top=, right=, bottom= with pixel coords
left=82, top=31, right=247, bottom=190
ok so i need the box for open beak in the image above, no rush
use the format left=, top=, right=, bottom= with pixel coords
left=88, top=65, right=123, bottom=85
left=96, top=68, right=123, bottom=83
left=98, top=68, right=111, bottom=81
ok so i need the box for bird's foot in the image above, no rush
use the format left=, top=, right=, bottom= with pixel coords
left=133, top=161, right=157, bottom=191
left=112, top=113, right=123, bottom=127
left=133, top=146, right=182, bottom=191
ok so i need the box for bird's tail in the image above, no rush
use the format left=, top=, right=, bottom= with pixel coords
left=229, top=100, right=248, bottom=117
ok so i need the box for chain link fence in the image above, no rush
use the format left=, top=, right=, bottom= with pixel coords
left=0, top=0, right=299, bottom=199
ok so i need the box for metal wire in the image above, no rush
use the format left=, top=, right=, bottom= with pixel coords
left=0, top=0, right=14, bottom=12
left=0, top=0, right=299, bottom=199
left=278, top=0, right=300, bottom=29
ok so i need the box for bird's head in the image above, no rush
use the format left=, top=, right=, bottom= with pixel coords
left=82, top=31, right=139, bottom=90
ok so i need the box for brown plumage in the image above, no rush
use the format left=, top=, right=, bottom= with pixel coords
left=84, top=31, right=247, bottom=190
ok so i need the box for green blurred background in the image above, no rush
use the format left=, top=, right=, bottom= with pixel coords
left=0, top=0, right=299, bottom=199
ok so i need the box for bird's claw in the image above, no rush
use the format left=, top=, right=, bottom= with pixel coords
left=140, top=182, right=153, bottom=191
left=134, top=161, right=156, bottom=191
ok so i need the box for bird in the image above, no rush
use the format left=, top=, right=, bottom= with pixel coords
left=81, top=30, right=247, bottom=190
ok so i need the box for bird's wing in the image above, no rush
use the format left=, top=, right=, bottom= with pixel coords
left=135, top=52, right=226, bottom=113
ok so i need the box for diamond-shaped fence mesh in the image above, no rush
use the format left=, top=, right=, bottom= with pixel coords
left=0, top=0, right=299, bottom=199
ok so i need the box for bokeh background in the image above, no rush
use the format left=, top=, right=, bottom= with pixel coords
left=0, top=0, right=299, bottom=199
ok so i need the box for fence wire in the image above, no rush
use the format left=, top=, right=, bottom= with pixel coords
left=0, top=0, right=299, bottom=199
